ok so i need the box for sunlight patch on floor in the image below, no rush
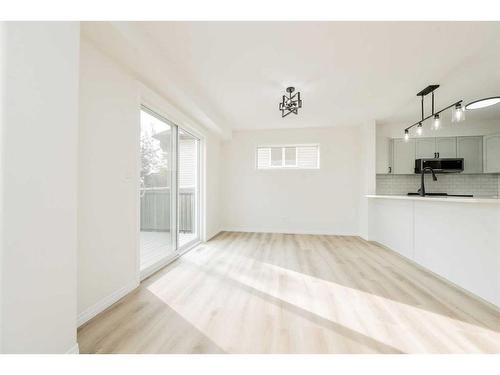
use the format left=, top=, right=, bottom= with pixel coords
left=146, top=251, right=500, bottom=353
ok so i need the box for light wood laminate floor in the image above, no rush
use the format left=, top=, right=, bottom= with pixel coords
left=140, top=231, right=197, bottom=270
left=78, top=232, right=500, bottom=353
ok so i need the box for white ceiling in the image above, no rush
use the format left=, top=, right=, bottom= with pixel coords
left=87, top=22, right=500, bottom=134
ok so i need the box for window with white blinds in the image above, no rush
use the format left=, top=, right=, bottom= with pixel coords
left=256, top=145, right=320, bottom=169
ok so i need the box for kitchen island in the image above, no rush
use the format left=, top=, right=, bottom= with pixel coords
left=366, top=194, right=500, bottom=308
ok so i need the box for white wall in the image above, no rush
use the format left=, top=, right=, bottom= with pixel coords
left=204, top=132, right=223, bottom=240
left=0, top=22, right=80, bottom=353
left=78, top=39, right=140, bottom=324
left=78, top=38, right=223, bottom=326
left=221, top=127, right=363, bottom=235
left=358, top=120, right=377, bottom=240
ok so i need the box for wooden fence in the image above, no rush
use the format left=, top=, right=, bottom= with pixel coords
left=140, top=187, right=195, bottom=232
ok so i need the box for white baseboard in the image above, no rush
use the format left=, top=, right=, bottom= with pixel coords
left=222, top=227, right=359, bottom=236
left=77, top=280, right=139, bottom=327
left=205, top=229, right=223, bottom=241
left=358, top=233, right=370, bottom=241
left=65, top=343, right=80, bottom=354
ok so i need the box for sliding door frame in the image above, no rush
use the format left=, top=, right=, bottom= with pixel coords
left=176, top=127, right=202, bottom=255
left=138, top=104, right=203, bottom=281
left=138, top=105, right=178, bottom=280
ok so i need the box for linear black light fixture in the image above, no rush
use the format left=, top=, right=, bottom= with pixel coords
left=279, top=86, right=302, bottom=118
left=404, top=84, right=464, bottom=141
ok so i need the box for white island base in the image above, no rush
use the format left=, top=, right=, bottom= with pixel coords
left=367, top=195, right=500, bottom=308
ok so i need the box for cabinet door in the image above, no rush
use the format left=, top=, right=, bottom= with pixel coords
left=376, top=136, right=392, bottom=174
left=392, top=138, right=416, bottom=174
left=457, top=136, right=483, bottom=173
left=484, top=134, right=500, bottom=173
left=388, top=139, right=393, bottom=174
left=436, top=137, right=457, bottom=158
left=415, top=138, right=436, bottom=159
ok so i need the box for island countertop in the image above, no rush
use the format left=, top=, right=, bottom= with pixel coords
left=366, top=194, right=500, bottom=204
left=367, top=193, right=500, bottom=308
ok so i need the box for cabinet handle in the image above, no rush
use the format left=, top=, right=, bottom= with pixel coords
left=388, top=166, right=392, bottom=174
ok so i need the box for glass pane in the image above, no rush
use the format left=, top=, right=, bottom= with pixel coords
left=139, top=109, right=173, bottom=270
left=256, top=147, right=271, bottom=169
left=270, top=147, right=283, bottom=166
left=297, top=146, right=319, bottom=168
left=284, top=147, right=297, bottom=166
left=178, top=128, right=199, bottom=248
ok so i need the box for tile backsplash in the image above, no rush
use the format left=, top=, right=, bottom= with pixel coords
left=376, top=174, right=500, bottom=197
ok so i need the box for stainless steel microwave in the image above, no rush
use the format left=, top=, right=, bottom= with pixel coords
left=414, top=158, right=464, bottom=173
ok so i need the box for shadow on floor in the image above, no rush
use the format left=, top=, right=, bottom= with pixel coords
left=207, top=231, right=500, bottom=334
left=77, top=287, right=225, bottom=354
left=180, top=258, right=403, bottom=353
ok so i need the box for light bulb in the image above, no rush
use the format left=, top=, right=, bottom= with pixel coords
left=452, top=106, right=458, bottom=122
left=404, top=130, right=409, bottom=142
left=416, top=123, right=423, bottom=136
left=433, top=114, right=440, bottom=130
left=452, top=103, right=465, bottom=123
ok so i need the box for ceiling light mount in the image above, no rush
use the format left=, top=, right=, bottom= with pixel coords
left=279, top=86, right=302, bottom=118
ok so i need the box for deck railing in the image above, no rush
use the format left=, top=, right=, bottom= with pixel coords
left=140, top=187, right=195, bottom=232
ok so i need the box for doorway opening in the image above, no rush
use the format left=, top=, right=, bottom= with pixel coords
left=139, top=107, right=200, bottom=277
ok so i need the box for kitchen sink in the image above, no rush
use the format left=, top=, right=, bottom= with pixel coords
left=407, top=192, right=473, bottom=197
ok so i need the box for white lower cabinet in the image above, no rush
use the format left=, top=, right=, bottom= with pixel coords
left=413, top=201, right=499, bottom=306
left=368, top=197, right=500, bottom=308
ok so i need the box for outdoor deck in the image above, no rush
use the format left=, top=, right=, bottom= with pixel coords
left=140, top=231, right=197, bottom=270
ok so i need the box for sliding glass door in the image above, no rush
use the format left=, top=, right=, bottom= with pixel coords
left=139, top=107, right=200, bottom=275
left=177, top=128, right=199, bottom=249
left=139, top=109, right=176, bottom=272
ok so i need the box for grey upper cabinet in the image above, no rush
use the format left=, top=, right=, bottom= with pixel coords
left=484, top=133, right=500, bottom=173
left=415, top=138, right=436, bottom=159
left=376, top=136, right=393, bottom=174
left=392, top=138, right=416, bottom=174
left=457, top=136, right=483, bottom=173
left=388, top=139, right=393, bottom=174
left=388, top=135, right=495, bottom=175
left=415, top=137, right=457, bottom=159
left=435, top=137, right=457, bottom=158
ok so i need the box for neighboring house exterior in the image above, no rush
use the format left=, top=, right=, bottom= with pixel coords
left=140, top=128, right=197, bottom=232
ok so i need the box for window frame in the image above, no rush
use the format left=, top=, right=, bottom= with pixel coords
left=255, top=144, right=320, bottom=170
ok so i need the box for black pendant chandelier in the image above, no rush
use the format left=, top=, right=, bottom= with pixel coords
left=404, top=84, right=464, bottom=141
left=279, top=86, right=302, bottom=118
